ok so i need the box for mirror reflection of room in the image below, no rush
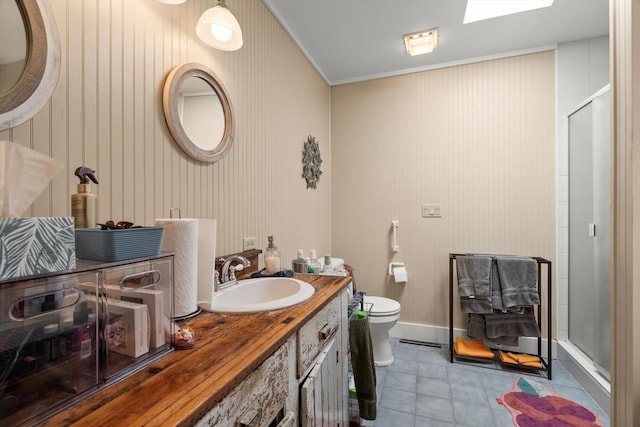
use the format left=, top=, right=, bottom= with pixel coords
left=0, top=0, right=27, bottom=96
left=177, top=77, right=224, bottom=151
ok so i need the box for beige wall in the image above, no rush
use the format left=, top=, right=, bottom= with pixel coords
left=331, top=51, right=556, bottom=331
left=0, top=0, right=332, bottom=264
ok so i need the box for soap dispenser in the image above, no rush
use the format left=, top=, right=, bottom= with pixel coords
left=71, top=166, right=99, bottom=228
left=264, top=236, right=281, bottom=274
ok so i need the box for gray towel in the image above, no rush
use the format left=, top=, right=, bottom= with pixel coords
left=490, top=260, right=504, bottom=310
left=349, top=315, right=377, bottom=420
left=468, top=314, right=519, bottom=347
left=484, top=307, right=541, bottom=339
left=490, top=260, right=525, bottom=314
left=457, top=256, right=493, bottom=313
left=496, top=257, right=540, bottom=307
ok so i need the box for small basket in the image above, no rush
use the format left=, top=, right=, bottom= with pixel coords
left=75, top=227, right=165, bottom=262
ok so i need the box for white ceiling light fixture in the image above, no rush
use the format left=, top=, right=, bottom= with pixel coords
left=404, top=28, right=438, bottom=56
left=464, top=0, right=554, bottom=24
left=196, top=0, right=243, bottom=51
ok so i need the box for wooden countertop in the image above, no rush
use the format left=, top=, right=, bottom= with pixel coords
left=42, top=274, right=350, bottom=427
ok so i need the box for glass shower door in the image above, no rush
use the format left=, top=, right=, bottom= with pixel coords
left=568, top=86, right=610, bottom=379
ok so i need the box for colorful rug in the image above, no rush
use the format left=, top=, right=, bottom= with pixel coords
left=497, top=376, right=604, bottom=427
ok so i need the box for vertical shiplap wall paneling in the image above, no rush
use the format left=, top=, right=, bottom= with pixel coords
left=160, top=2, right=175, bottom=220
left=109, top=0, right=124, bottom=221
left=67, top=1, right=84, bottom=210
left=7, top=0, right=331, bottom=266
left=97, top=0, right=111, bottom=224
left=169, top=4, right=183, bottom=220
left=31, top=100, right=51, bottom=216
left=83, top=1, right=98, bottom=214
left=132, top=1, right=145, bottom=224
left=49, top=1, right=68, bottom=218
left=142, top=4, right=156, bottom=226
left=332, top=52, right=556, bottom=329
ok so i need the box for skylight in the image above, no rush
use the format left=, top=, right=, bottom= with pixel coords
left=463, top=0, right=554, bottom=24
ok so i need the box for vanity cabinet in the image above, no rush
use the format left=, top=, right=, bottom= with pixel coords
left=197, top=288, right=349, bottom=427
left=298, top=289, right=349, bottom=427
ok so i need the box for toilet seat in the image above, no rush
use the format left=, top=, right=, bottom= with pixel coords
left=363, top=295, right=401, bottom=317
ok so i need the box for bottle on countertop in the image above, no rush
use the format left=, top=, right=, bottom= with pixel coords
left=291, top=249, right=307, bottom=273
left=322, top=254, right=332, bottom=274
left=308, top=250, right=322, bottom=274
left=71, top=166, right=99, bottom=229
left=264, top=236, right=281, bottom=274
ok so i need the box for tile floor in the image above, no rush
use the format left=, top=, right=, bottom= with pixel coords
left=356, top=338, right=610, bottom=427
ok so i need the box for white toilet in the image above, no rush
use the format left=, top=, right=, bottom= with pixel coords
left=363, top=295, right=401, bottom=366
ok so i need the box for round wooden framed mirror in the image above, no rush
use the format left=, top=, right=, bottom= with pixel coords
left=0, top=0, right=61, bottom=130
left=162, top=63, right=235, bottom=163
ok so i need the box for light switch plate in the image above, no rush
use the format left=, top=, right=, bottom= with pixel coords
left=422, top=203, right=441, bottom=218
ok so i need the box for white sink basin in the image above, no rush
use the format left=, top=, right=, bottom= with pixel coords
left=201, top=277, right=315, bottom=314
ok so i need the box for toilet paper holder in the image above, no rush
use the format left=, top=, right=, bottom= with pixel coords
left=388, top=262, right=408, bottom=283
left=388, top=262, right=404, bottom=275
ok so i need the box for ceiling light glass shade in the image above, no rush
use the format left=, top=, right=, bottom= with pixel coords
left=196, top=1, right=243, bottom=51
left=464, top=0, right=554, bottom=24
left=404, top=29, right=438, bottom=56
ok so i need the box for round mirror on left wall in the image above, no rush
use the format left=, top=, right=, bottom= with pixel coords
left=162, top=63, right=234, bottom=163
left=0, top=1, right=28, bottom=96
left=0, top=0, right=61, bottom=130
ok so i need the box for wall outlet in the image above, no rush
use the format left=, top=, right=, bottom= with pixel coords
left=243, top=236, right=256, bottom=251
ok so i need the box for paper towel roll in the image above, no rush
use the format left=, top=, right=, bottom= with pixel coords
left=196, top=219, right=217, bottom=305
left=155, top=218, right=199, bottom=317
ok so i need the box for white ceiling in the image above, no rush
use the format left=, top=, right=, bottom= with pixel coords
left=261, top=0, right=609, bottom=86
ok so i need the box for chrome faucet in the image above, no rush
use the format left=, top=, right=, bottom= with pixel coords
left=217, top=255, right=250, bottom=291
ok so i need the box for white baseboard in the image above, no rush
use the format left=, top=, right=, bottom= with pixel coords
left=389, top=321, right=557, bottom=358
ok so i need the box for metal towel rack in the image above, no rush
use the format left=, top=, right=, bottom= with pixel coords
left=448, top=253, right=553, bottom=380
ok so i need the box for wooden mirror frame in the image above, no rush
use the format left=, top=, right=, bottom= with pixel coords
left=162, top=63, right=235, bottom=163
left=0, top=0, right=61, bottom=130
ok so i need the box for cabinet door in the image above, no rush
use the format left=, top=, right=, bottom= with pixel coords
left=300, top=337, right=343, bottom=427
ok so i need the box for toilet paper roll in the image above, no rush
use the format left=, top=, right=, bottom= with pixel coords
left=155, top=218, right=199, bottom=317
left=392, top=266, right=408, bottom=283
left=196, top=219, right=216, bottom=305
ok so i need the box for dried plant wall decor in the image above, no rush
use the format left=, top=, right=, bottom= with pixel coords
left=302, top=135, right=323, bottom=189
